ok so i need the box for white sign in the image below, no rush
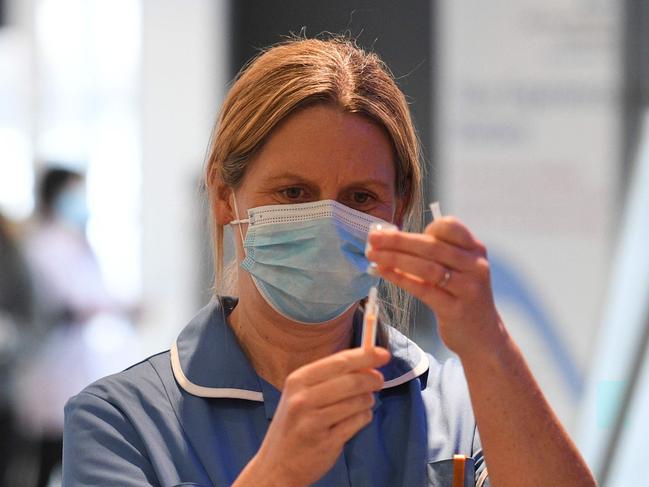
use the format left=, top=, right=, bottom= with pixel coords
left=436, top=0, right=621, bottom=427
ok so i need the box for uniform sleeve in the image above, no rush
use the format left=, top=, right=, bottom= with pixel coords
left=472, top=424, right=490, bottom=487
left=63, top=391, right=159, bottom=486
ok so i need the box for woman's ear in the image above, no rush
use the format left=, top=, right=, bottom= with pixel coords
left=212, top=183, right=235, bottom=225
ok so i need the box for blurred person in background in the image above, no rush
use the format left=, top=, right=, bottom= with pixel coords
left=0, top=212, right=34, bottom=485
left=13, top=167, right=139, bottom=487
left=24, top=168, right=107, bottom=326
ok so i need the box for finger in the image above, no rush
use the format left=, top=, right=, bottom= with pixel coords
left=330, top=408, right=373, bottom=446
left=317, top=392, right=375, bottom=427
left=368, top=231, right=477, bottom=272
left=375, top=264, right=458, bottom=306
left=368, top=249, right=480, bottom=296
left=306, top=369, right=383, bottom=407
left=367, top=249, right=450, bottom=284
left=290, top=347, right=391, bottom=387
left=378, top=261, right=487, bottom=306
left=426, top=217, right=481, bottom=252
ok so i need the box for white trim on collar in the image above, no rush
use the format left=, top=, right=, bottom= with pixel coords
left=170, top=338, right=429, bottom=400
left=382, top=341, right=429, bottom=389
left=170, top=342, right=264, bottom=401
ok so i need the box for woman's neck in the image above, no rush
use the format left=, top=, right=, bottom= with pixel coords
left=228, top=291, right=356, bottom=390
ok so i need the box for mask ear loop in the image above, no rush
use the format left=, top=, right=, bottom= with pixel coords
left=229, top=191, right=249, bottom=252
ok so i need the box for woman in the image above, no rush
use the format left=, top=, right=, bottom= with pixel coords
left=20, top=167, right=140, bottom=486
left=63, top=37, right=595, bottom=486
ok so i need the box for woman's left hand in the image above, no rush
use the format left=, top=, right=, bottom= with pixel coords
left=366, top=216, right=506, bottom=359
left=368, top=217, right=599, bottom=487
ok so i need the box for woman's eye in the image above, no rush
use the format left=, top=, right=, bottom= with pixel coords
left=281, top=187, right=305, bottom=200
left=352, top=192, right=372, bottom=204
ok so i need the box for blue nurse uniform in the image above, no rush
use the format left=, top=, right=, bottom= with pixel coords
left=63, top=297, right=490, bottom=486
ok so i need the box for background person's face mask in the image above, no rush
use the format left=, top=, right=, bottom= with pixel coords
left=54, top=185, right=89, bottom=231
left=231, top=198, right=384, bottom=324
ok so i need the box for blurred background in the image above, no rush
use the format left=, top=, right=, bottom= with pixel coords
left=0, top=0, right=647, bottom=486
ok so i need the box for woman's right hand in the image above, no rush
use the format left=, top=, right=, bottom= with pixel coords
left=235, top=346, right=390, bottom=487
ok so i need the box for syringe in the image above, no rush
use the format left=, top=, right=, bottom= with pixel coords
left=363, top=221, right=397, bottom=348
left=361, top=287, right=379, bottom=349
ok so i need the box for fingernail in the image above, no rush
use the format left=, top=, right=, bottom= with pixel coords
left=366, top=262, right=378, bottom=276
left=366, top=222, right=397, bottom=256
left=370, top=222, right=398, bottom=233
left=365, top=241, right=373, bottom=256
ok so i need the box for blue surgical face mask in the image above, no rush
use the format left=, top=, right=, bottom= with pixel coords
left=231, top=198, right=385, bottom=324
left=54, top=186, right=89, bottom=231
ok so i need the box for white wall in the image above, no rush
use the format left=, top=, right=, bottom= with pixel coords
left=435, top=0, right=621, bottom=430
left=139, top=0, right=227, bottom=352
left=2, top=0, right=229, bottom=354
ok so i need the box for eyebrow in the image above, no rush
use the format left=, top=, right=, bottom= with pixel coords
left=263, top=172, right=393, bottom=192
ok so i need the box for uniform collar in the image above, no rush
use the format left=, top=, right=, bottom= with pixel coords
left=170, top=297, right=429, bottom=403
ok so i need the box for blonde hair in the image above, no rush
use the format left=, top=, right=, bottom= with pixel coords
left=205, top=36, right=423, bottom=335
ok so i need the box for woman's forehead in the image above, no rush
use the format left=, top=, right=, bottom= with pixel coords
left=245, top=105, right=397, bottom=186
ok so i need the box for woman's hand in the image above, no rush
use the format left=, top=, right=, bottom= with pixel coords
left=236, top=346, right=390, bottom=487
left=367, top=217, right=598, bottom=486
left=366, top=216, right=505, bottom=359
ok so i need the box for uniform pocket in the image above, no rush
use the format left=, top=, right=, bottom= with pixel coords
left=426, top=457, right=475, bottom=487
